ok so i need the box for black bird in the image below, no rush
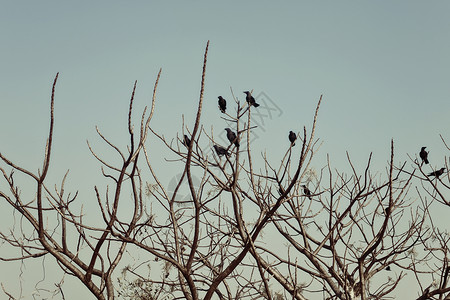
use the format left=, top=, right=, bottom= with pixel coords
left=225, top=128, right=239, bottom=147
left=213, top=145, right=229, bottom=157
left=301, top=185, right=312, bottom=200
left=218, top=96, right=227, bottom=113
left=386, top=266, right=391, bottom=271
left=289, top=131, right=297, bottom=146
left=428, top=168, right=445, bottom=178
left=243, top=91, right=260, bottom=107
left=183, top=135, right=191, bottom=147
left=419, top=147, right=429, bottom=164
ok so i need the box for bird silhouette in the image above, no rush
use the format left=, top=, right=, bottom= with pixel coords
left=218, top=96, right=226, bottom=113
left=183, top=135, right=191, bottom=147
left=301, top=185, right=312, bottom=200
left=225, top=128, right=239, bottom=147
left=289, top=131, right=297, bottom=146
left=428, top=168, right=445, bottom=178
left=419, top=147, right=429, bottom=164
left=213, top=145, right=229, bottom=157
left=243, top=91, right=260, bottom=107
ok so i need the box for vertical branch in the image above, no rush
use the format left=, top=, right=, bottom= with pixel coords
left=129, top=81, right=136, bottom=135
left=246, top=104, right=257, bottom=200
left=38, top=72, right=59, bottom=236
left=183, top=40, right=210, bottom=299
left=127, top=81, right=137, bottom=155
left=86, top=80, right=139, bottom=284
left=41, top=72, right=59, bottom=179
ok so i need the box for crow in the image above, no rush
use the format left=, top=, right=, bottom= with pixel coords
left=289, top=131, right=297, bottom=146
left=419, top=146, right=429, bottom=164
left=428, top=168, right=445, bottom=178
left=213, top=145, right=229, bottom=157
left=183, top=135, right=191, bottom=147
left=301, top=185, right=312, bottom=200
left=218, top=96, right=226, bottom=113
left=386, top=266, right=391, bottom=271
left=243, top=91, right=260, bottom=107
left=225, top=128, right=239, bottom=147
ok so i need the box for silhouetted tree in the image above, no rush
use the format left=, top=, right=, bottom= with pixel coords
left=1, top=42, right=449, bottom=300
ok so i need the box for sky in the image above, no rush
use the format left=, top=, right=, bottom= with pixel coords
left=1, top=1, right=450, bottom=299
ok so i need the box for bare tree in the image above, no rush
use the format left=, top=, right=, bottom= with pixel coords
left=1, top=41, right=449, bottom=299
left=403, top=134, right=450, bottom=300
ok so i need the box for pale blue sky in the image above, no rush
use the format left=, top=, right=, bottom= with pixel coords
left=2, top=2, right=450, bottom=168
left=1, top=1, right=450, bottom=299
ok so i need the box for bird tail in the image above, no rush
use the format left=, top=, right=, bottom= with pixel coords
left=425, top=159, right=429, bottom=164
left=254, top=103, right=260, bottom=107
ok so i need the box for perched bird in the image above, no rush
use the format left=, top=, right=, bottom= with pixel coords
left=289, top=131, right=297, bottom=146
left=419, top=147, right=429, bottom=164
left=428, top=168, right=446, bottom=178
left=213, top=145, right=229, bottom=157
left=243, top=91, right=260, bottom=107
left=183, top=135, right=191, bottom=147
left=225, top=128, right=239, bottom=147
left=386, top=266, right=391, bottom=271
left=301, top=185, right=312, bottom=200
left=218, top=96, right=227, bottom=113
